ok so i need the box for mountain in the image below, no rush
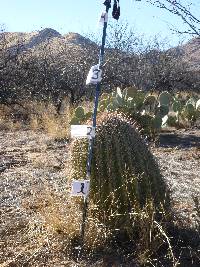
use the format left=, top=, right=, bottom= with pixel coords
left=2, top=28, right=200, bottom=71
left=171, top=37, right=200, bottom=71
left=25, top=28, right=62, bottom=49
left=0, top=28, right=199, bottom=106
left=64, top=32, right=96, bottom=46
left=0, top=28, right=97, bottom=55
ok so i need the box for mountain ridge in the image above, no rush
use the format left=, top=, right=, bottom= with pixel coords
left=1, top=28, right=200, bottom=71
left=1, top=28, right=96, bottom=50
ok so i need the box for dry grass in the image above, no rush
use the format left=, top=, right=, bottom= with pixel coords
left=1, top=128, right=199, bottom=266
left=28, top=101, right=73, bottom=139
left=0, top=100, right=76, bottom=138
left=0, top=104, right=22, bottom=130
left=29, top=185, right=177, bottom=266
left=0, top=99, right=95, bottom=139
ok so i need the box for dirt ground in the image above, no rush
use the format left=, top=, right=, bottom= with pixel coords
left=0, top=129, right=199, bottom=266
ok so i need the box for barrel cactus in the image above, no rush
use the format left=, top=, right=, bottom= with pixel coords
left=68, top=112, right=169, bottom=231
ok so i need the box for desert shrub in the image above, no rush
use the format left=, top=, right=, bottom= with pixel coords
left=0, top=100, right=73, bottom=138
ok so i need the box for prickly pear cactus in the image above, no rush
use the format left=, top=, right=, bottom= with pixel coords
left=158, top=91, right=171, bottom=106
left=68, top=112, right=170, bottom=228
left=70, top=106, right=93, bottom=125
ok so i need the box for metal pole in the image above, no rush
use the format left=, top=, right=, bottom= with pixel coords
left=79, top=0, right=111, bottom=253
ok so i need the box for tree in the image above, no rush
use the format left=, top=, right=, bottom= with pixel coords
left=146, top=0, right=200, bottom=36
left=0, top=29, right=25, bottom=104
left=0, top=28, right=99, bottom=106
left=0, top=24, right=199, bottom=109
left=98, top=22, right=193, bottom=92
left=57, top=42, right=99, bottom=104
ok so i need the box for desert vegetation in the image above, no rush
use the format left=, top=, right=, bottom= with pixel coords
left=0, top=19, right=200, bottom=267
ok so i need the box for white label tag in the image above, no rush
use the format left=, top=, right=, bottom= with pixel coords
left=86, top=64, right=102, bottom=85
left=71, top=125, right=95, bottom=139
left=87, top=126, right=95, bottom=139
left=98, top=11, right=108, bottom=26
left=71, top=180, right=90, bottom=197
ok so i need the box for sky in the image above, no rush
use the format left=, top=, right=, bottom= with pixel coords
left=0, top=0, right=199, bottom=47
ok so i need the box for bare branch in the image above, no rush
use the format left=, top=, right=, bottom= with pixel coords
left=146, top=0, right=200, bottom=36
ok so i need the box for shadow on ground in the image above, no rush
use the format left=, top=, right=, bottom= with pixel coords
left=168, top=225, right=200, bottom=267
left=159, top=131, right=200, bottom=148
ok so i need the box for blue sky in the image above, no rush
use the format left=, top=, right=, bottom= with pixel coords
left=0, top=0, right=199, bottom=46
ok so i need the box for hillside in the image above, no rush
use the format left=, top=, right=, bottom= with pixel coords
left=0, top=28, right=100, bottom=105
left=173, top=37, right=200, bottom=71
left=1, top=28, right=97, bottom=52
left=0, top=28, right=200, bottom=106
left=2, top=28, right=200, bottom=68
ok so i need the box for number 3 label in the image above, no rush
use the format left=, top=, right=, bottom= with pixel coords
left=86, top=64, right=102, bottom=85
